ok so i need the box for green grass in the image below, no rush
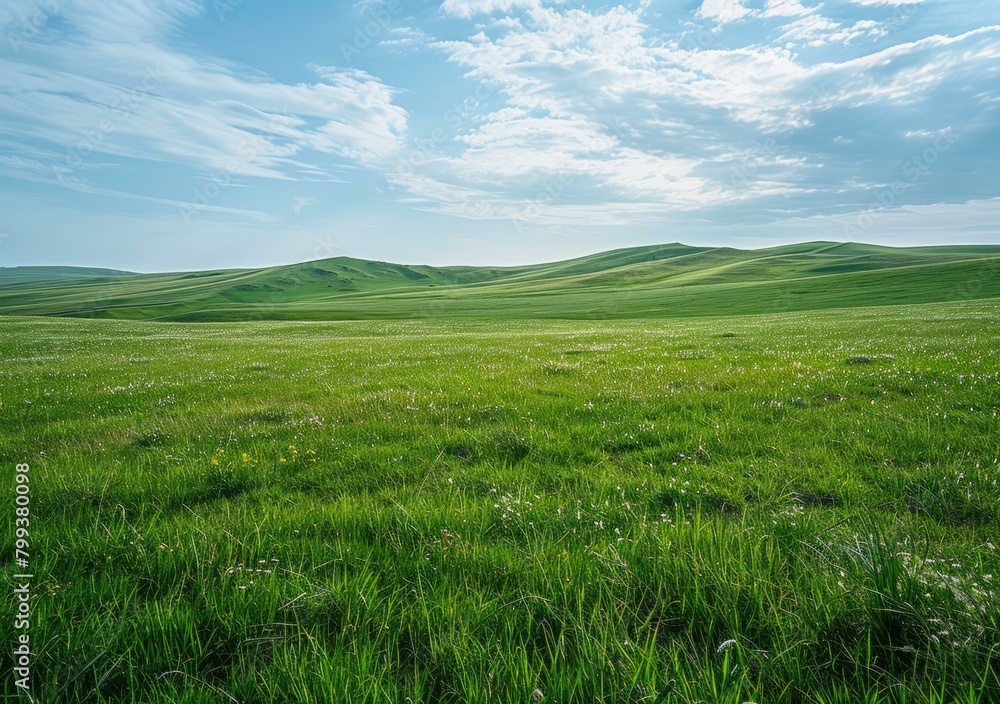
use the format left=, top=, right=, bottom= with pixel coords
left=1, top=241, right=999, bottom=321
left=0, top=267, right=134, bottom=288
left=2, top=298, right=999, bottom=702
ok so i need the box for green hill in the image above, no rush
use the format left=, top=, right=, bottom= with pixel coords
left=0, top=265, right=134, bottom=288
left=1, top=241, right=998, bottom=321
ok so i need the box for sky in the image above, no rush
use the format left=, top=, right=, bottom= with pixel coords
left=1, top=0, right=999, bottom=271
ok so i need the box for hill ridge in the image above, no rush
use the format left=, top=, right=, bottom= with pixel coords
left=1, top=241, right=998, bottom=321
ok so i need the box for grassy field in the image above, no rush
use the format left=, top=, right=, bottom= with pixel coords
left=2, top=242, right=999, bottom=321
left=2, top=298, right=999, bottom=702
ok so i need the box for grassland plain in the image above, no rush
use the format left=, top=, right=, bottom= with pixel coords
left=2, top=299, right=1000, bottom=703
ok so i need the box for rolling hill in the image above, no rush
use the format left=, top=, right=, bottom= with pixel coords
left=0, top=265, right=134, bottom=287
left=1, top=241, right=998, bottom=321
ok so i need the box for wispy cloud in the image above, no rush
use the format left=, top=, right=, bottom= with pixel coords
left=2, top=0, right=998, bottom=268
left=379, top=2, right=1000, bottom=230
left=851, top=0, right=924, bottom=6
left=697, top=0, right=754, bottom=24
left=379, top=26, right=432, bottom=51
left=439, top=0, right=541, bottom=19
left=761, top=0, right=813, bottom=18
left=0, top=1, right=408, bottom=194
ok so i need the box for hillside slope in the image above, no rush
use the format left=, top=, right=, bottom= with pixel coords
left=1, top=242, right=998, bottom=321
left=0, top=266, right=134, bottom=288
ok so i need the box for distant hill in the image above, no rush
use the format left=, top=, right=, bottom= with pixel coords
left=0, top=266, right=134, bottom=288
left=1, top=242, right=998, bottom=321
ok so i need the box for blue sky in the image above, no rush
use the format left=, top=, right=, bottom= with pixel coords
left=1, top=0, right=998, bottom=271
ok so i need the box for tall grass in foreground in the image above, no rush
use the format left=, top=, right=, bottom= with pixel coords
left=1, top=301, right=999, bottom=702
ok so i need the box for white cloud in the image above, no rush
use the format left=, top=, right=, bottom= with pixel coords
left=851, top=0, right=924, bottom=6
left=392, top=3, right=1000, bottom=228
left=696, top=0, right=753, bottom=24
left=0, top=155, right=53, bottom=175
left=808, top=27, right=1000, bottom=108
left=761, top=0, right=813, bottom=17
left=380, top=25, right=431, bottom=49
left=0, top=1, right=409, bottom=192
left=777, top=15, right=887, bottom=46
left=3, top=0, right=998, bottom=260
left=439, top=0, right=540, bottom=19
left=404, top=5, right=810, bottom=220
left=768, top=198, right=1000, bottom=243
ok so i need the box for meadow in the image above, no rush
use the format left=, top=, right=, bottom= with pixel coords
left=2, top=298, right=999, bottom=702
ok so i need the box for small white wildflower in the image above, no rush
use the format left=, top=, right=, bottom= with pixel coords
left=717, top=639, right=737, bottom=654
